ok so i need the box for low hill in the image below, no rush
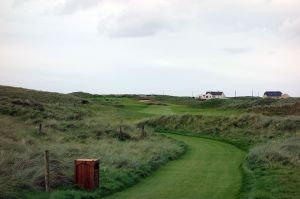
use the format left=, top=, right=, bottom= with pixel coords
left=0, top=85, right=185, bottom=199
left=0, top=85, right=299, bottom=199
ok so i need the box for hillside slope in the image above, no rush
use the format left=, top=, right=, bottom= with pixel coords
left=0, top=85, right=186, bottom=199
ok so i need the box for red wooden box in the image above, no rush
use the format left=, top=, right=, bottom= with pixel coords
left=75, top=159, right=99, bottom=190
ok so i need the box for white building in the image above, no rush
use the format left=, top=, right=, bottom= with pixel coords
left=200, top=91, right=226, bottom=100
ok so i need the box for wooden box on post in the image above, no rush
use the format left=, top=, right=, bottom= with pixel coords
left=75, top=159, right=99, bottom=190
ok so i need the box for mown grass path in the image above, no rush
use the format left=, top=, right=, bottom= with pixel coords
left=104, top=134, right=245, bottom=199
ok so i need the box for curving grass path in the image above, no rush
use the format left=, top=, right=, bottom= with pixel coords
left=104, top=133, right=245, bottom=199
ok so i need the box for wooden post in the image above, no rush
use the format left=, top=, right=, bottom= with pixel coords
left=141, top=125, right=146, bottom=138
left=44, top=150, right=50, bottom=192
left=118, top=119, right=124, bottom=140
left=39, top=123, right=42, bottom=134
left=119, top=125, right=123, bottom=140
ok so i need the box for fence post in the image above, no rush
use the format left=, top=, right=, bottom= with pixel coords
left=39, top=123, right=42, bottom=134
left=44, top=150, right=50, bottom=192
left=119, top=125, right=123, bottom=140
left=141, top=125, right=146, bottom=138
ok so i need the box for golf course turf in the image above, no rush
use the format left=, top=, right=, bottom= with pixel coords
left=104, top=133, right=245, bottom=199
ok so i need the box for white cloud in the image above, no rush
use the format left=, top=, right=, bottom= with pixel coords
left=280, top=17, right=300, bottom=37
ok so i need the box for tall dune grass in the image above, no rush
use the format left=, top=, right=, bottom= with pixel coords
left=0, top=86, right=186, bottom=199
left=0, top=115, right=185, bottom=199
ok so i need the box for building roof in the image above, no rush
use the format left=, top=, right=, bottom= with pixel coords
left=264, top=91, right=282, bottom=97
left=206, top=91, right=224, bottom=96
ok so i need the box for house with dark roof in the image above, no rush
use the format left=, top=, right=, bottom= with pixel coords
left=200, top=91, right=226, bottom=100
left=263, top=91, right=288, bottom=98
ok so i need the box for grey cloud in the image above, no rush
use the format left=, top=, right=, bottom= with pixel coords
left=59, top=0, right=103, bottom=15
left=97, top=1, right=196, bottom=37
left=221, top=48, right=251, bottom=54
left=12, top=0, right=35, bottom=8
left=13, top=0, right=25, bottom=7
left=56, top=0, right=187, bottom=37
left=104, top=21, right=171, bottom=38
left=280, top=17, right=300, bottom=37
left=57, top=0, right=281, bottom=38
left=98, top=13, right=180, bottom=37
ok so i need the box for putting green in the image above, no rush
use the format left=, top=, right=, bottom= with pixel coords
left=104, top=134, right=245, bottom=199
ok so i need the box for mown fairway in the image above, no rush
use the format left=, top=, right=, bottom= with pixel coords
left=105, top=133, right=245, bottom=199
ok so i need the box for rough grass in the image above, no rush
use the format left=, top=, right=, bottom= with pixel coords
left=246, top=137, right=300, bottom=168
left=250, top=102, right=300, bottom=116
left=243, top=137, right=300, bottom=199
left=141, top=114, right=300, bottom=149
left=0, top=114, right=186, bottom=199
left=0, top=86, right=186, bottom=199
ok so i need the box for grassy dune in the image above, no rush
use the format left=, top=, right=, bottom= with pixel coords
left=1, top=85, right=300, bottom=199
left=0, top=86, right=186, bottom=199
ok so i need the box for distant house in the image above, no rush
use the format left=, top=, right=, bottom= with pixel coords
left=200, top=91, right=226, bottom=100
left=263, top=91, right=289, bottom=98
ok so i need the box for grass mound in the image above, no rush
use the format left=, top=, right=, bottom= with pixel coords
left=246, top=137, right=300, bottom=168
left=0, top=86, right=186, bottom=199
left=244, top=137, right=300, bottom=199
left=141, top=114, right=300, bottom=148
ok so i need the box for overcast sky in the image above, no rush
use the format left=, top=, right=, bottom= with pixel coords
left=0, top=0, right=299, bottom=96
